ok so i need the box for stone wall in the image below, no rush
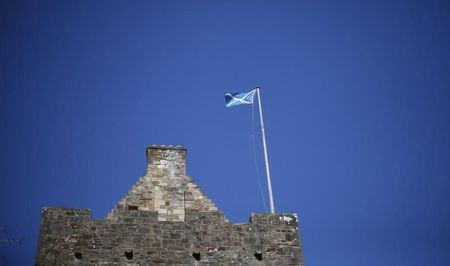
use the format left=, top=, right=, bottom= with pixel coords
left=36, top=145, right=304, bottom=265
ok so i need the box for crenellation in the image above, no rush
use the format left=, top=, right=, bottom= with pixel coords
left=36, top=145, right=304, bottom=265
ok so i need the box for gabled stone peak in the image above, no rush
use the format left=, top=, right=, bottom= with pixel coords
left=107, top=146, right=221, bottom=221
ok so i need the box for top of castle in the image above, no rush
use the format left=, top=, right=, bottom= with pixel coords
left=36, top=145, right=304, bottom=265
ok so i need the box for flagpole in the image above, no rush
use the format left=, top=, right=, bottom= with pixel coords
left=256, top=87, right=275, bottom=214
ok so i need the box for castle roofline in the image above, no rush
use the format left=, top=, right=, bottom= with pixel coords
left=36, top=145, right=304, bottom=265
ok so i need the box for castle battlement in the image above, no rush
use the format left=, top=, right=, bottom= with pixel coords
left=36, top=146, right=304, bottom=265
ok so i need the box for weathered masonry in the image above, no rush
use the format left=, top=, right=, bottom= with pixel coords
left=36, top=145, right=304, bottom=265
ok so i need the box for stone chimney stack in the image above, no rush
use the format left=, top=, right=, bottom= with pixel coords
left=146, top=145, right=186, bottom=178
left=146, top=145, right=187, bottom=221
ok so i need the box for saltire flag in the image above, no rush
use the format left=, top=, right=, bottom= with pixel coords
left=224, top=89, right=256, bottom=107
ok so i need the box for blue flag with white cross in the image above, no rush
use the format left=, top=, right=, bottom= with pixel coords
left=224, top=90, right=256, bottom=107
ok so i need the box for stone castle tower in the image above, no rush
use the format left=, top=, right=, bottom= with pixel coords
left=36, top=145, right=304, bottom=265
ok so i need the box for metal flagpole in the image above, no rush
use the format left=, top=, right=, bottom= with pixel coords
left=255, top=87, right=275, bottom=214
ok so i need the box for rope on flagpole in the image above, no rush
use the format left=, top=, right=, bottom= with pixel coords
left=251, top=102, right=268, bottom=213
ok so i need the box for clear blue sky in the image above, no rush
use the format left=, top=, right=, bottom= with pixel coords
left=1, top=0, right=450, bottom=265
